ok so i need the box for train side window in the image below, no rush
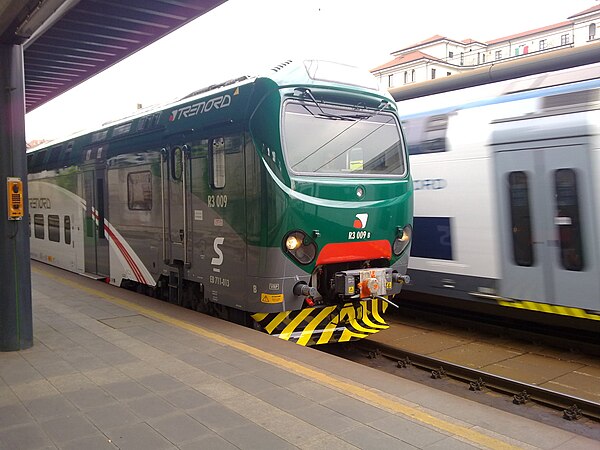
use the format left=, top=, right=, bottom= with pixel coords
left=127, top=171, right=152, bottom=210
left=402, top=114, right=449, bottom=155
left=508, top=171, right=534, bottom=266
left=34, top=214, right=45, bottom=239
left=48, top=145, right=62, bottom=165
left=48, top=214, right=60, bottom=242
left=64, top=216, right=71, bottom=245
left=210, top=137, right=226, bottom=189
left=62, top=142, right=73, bottom=165
left=554, top=169, right=584, bottom=271
left=410, top=217, right=453, bottom=260
left=171, top=146, right=183, bottom=181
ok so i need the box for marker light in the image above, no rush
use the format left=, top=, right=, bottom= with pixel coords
left=283, top=230, right=317, bottom=265
left=393, top=225, right=412, bottom=256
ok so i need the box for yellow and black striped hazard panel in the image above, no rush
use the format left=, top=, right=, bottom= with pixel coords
left=496, top=299, right=600, bottom=321
left=251, top=299, right=389, bottom=346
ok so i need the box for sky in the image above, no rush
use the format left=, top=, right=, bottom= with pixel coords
left=25, top=0, right=597, bottom=142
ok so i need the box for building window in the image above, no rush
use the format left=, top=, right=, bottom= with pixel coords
left=539, top=39, right=547, bottom=50
left=460, top=52, right=464, bottom=65
left=448, top=51, right=454, bottom=58
left=388, top=74, right=394, bottom=88
left=446, top=72, right=451, bottom=76
left=411, top=69, right=415, bottom=83
left=403, top=71, right=408, bottom=84
left=590, top=23, right=596, bottom=40
left=482, top=54, right=486, bottom=63
left=561, top=34, right=570, bottom=45
left=34, top=214, right=45, bottom=239
left=431, top=68, right=436, bottom=80
left=494, top=50, right=502, bottom=60
left=127, top=171, right=152, bottom=210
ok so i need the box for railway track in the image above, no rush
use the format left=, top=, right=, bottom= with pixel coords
left=319, top=307, right=600, bottom=440
left=356, top=338, right=600, bottom=422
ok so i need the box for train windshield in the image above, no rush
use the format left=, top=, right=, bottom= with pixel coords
left=282, top=101, right=406, bottom=176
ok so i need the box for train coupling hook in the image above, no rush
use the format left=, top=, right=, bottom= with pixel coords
left=293, top=282, right=318, bottom=298
left=392, top=273, right=411, bottom=285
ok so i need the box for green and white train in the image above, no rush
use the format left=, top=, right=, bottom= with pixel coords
left=27, top=60, right=413, bottom=346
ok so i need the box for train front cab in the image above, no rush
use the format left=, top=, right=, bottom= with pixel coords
left=491, top=95, right=600, bottom=318
left=247, top=68, right=413, bottom=346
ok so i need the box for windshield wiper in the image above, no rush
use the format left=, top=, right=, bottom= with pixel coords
left=294, top=87, right=356, bottom=120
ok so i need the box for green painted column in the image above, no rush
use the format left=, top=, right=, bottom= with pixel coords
left=0, top=43, right=33, bottom=351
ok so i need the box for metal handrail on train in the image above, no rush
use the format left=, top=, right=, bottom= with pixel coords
left=160, top=147, right=168, bottom=263
left=182, top=144, right=190, bottom=268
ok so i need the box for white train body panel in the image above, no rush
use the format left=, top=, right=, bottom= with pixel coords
left=28, top=180, right=85, bottom=273
left=397, top=64, right=600, bottom=317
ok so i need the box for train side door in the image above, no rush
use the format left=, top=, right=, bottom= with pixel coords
left=83, top=162, right=109, bottom=277
left=494, top=144, right=599, bottom=309
left=163, top=145, right=190, bottom=266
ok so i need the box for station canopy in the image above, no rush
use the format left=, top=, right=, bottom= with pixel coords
left=0, top=0, right=227, bottom=112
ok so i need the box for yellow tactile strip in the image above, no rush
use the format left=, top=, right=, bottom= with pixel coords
left=33, top=266, right=523, bottom=450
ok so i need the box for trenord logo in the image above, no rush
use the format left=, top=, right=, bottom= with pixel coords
left=169, top=94, right=232, bottom=121
left=353, top=213, right=368, bottom=229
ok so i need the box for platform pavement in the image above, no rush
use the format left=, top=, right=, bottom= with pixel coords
left=0, top=261, right=597, bottom=450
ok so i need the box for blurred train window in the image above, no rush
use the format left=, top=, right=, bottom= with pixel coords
left=554, top=169, right=584, bottom=271
left=62, top=142, right=73, bottom=165
left=210, top=137, right=226, bottom=189
left=48, top=146, right=63, bottom=165
left=503, top=65, right=599, bottom=95
left=34, top=214, right=45, bottom=239
left=127, top=171, right=152, bottom=211
left=508, top=172, right=534, bottom=266
left=48, top=215, right=60, bottom=242
left=402, top=114, right=449, bottom=155
left=64, top=216, right=71, bottom=245
left=410, top=217, right=452, bottom=260
left=541, top=90, right=597, bottom=110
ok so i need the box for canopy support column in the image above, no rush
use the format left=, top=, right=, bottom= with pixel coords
left=0, top=43, right=33, bottom=351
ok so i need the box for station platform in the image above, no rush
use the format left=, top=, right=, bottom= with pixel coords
left=0, top=261, right=596, bottom=450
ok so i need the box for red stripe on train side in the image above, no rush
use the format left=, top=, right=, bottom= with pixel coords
left=103, top=222, right=146, bottom=284
left=316, top=240, right=392, bottom=265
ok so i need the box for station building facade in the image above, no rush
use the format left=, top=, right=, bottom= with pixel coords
left=372, top=4, right=600, bottom=88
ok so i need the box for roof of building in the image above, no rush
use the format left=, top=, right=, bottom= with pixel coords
left=371, top=51, right=442, bottom=72
left=373, top=4, right=600, bottom=74
left=486, top=20, right=572, bottom=44
left=568, top=4, right=600, bottom=19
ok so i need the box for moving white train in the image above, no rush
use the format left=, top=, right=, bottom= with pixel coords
left=392, top=44, right=600, bottom=326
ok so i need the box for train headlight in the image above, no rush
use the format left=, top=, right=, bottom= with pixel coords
left=283, top=231, right=317, bottom=265
left=285, top=235, right=301, bottom=250
left=393, top=225, right=412, bottom=256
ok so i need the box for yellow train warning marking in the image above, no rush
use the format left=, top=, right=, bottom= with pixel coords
left=497, top=299, right=600, bottom=321
left=35, top=266, right=522, bottom=450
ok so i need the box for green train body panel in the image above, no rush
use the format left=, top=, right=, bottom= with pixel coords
left=27, top=60, right=413, bottom=345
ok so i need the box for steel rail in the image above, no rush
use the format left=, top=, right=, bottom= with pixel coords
left=358, top=339, right=600, bottom=421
